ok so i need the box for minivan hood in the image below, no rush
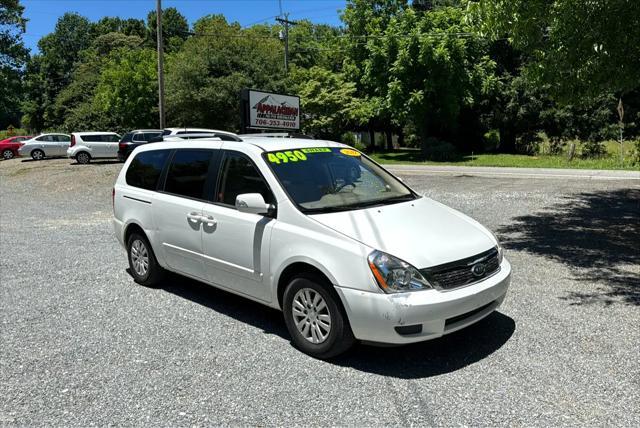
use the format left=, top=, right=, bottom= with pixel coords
left=309, top=196, right=496, bottom=269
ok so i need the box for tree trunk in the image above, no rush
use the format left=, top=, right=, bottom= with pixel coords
left=385, top=129, right=393, bottom=151
left=368, top=125, right=376, bottom=153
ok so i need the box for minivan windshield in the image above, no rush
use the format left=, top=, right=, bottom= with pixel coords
left=263, top=147, right=415, bottom=213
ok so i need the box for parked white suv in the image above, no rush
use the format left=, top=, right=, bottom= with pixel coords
left=113, top=138, right=511, bottom=358
left=67, top=132, right=121, bottom=164
left=18, top=133, right=71, bottom=160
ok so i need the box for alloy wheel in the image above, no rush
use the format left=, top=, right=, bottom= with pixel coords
left=2, top=150, right=14, bottom=160
left=130, top=239, right=149, bottom=277
left=32, top=150, right=43, bottom=160
left=77, top=153, right=89, bottom=164
left=292, top=288, right=332, bottom=344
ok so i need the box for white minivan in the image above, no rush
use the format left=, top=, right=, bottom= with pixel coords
left=67, top=132, right=121, bottom=164
left=113, top=138, right=511, bottom=358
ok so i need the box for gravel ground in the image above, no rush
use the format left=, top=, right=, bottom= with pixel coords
left=1, top=157, right=639, bottom=426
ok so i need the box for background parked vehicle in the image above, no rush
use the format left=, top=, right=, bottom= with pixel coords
left=117, top=130, right=164, bottom=162
left=0, top=136, right=33, bottom=160
left=117, top=128, right=241, bottom=161
left=67, top=132, right=121, bottom=164
left=18, top=134, right=71, bottom=160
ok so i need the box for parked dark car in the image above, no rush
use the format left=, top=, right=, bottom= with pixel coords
left=117, top=130, right=164, bottom=162
left=117, top=128, right=242, bottom=162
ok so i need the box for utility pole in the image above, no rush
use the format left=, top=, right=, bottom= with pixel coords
left=156, top=0, right=165, bottom=129
left=276, top=13, right=297, bottom=74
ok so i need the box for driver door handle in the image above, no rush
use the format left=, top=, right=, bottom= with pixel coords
left=187, top=212, right=201, bottom=223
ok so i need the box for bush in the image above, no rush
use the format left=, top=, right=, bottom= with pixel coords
left=483, top=129, right=500, bottom=151
left=580, top=140, right=607, bottom=158
left=632, top=140, right=640, bottom=166
left=421, top=137, right=458, bottom=161
left=340, top=132, right=356, bottom=146
left=547, top=137, right=566, bottom=155
left=515, top=132, right=543, bottom=155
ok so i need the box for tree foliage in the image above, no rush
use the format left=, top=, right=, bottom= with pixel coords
left=0, top=0, right=28, bottom=127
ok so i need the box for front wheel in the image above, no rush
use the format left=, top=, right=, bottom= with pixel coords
left=31, top=149, right=44, bottom=160
left=283, top=274, right=355, bottom=359
left=127, top=233, right=164, bottom=287
left=2, top=149, right=14, bottom=160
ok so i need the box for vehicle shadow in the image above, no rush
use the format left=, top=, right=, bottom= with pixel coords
left=332, top=311, right=515, bottom=378
left=155, top=272, right=289, bottom=340
left=497, top=188, right=640, bottom=306
left=143, top=271, right=514, bottom=378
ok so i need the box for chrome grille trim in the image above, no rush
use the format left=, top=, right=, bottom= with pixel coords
left=420, top=247, right=501, bottom=291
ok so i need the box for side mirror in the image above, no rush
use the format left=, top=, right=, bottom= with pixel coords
left=235, top=193, right=272, bottom=215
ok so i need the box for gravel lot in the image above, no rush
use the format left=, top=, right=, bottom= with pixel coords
left=1, top=157, right=638, bottom=426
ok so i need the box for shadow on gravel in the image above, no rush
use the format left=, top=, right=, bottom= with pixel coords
left=497, top=188, right=640, bottom=306
left=133, top=270, right=514, bottom=377
left=73, top=160, right=122, bottom=166
left=333, top=311, right=515, bottom=378
left=156, top=272, right=289, bottom=340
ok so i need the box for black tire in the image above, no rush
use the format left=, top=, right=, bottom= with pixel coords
left=283, top=273, right=355, bottom=359
left=31, top=149, right=44, bottom=160
left=2, top=149, right=14, bottom=160
left=127, top=232, right=165, bottom=287
left=76, top=151, right=91, bottom=164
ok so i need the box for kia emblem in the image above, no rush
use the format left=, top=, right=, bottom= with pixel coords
left=471, top=263, right=486, bottom=277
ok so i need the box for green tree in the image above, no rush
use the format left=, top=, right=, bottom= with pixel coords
left=1, top=0, right=28, bottom=128
left=93, top=48, right=158, bottom=132
left=471, top=0, right=640, bottom=103
left=147, top=7, right=189, bottom=52
left=385, top=7, right=497, bottom=149
left=290, top=66, right=364, bottom=139
left=166, top=15, right=285, bottom=130
left=21, top=13, right=94, bottom=129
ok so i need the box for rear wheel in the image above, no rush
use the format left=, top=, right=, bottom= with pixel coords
left=2, top=149, right=14, bottom=160
left=127, top=233, right=164, bottom=287
left=76, top=152, right=90, bottom=164
left=31, top=149, right=44, bottom=160
left=283, top=274, right=355, bottom=359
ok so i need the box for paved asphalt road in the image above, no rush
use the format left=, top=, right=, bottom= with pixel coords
left=1, top=158, right=638, bottom=426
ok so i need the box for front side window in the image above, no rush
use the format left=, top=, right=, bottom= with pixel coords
left=263, top=147, right=414, bottom=213
left=164, top=150, right=214, bottom=199
left=56, top=135, right=70, bottom=142
left=218, top=152, right=273, bottom=206
left=126, top=150, right=171, bottom=190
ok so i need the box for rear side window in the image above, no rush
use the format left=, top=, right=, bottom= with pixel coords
left=102, top=134, right=120, bottom=142
left=56, top=135, right=70, bottom=142
left=164, top=150, right=214, bottom=199
left=217, top=152, right=273, bottom=206
left=120, top=133, right=133, bottom=143
left=126, top=150, right=171, bottom=190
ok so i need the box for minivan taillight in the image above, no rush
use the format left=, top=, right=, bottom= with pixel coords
left=70, top=135, right=76, bottom=147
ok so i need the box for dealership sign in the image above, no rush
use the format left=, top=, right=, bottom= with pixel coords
left=243, top=89, right=300, bottom=130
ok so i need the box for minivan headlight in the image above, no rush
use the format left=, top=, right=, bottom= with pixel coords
left=367, top=250, right=432, bottom=293
left=489, top=230, right=504, bottom=264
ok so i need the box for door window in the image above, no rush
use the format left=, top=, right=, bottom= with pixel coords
left=217, top=152, right=273, bottom=206
left=55, top=135, right=70, bottom=142
left=164, top=150, right=214, bottom=200
left=126, top=150, right=171, bottom=190
left=36, top=135, right=54, bottom=142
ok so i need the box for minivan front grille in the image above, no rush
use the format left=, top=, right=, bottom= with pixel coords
left=420, top=247, right=500, bottom=291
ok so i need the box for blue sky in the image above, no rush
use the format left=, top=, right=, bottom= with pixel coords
left=22, top=0, right=346, bottom=53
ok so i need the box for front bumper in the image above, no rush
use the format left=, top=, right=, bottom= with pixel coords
left=336, top=258, right=511, bottom=344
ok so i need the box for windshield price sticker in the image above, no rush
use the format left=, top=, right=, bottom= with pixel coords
left=301, top=148, right=332, bottom=154
left=267, top=150, right=308, bottom=164
left=340, top=148, right=361, bottom=157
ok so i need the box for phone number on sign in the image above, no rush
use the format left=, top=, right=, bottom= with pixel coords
left=253, top=119, right=297, bottom=128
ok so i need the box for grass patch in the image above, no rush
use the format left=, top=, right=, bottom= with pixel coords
left=370, top=146, right=639, bottom=171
